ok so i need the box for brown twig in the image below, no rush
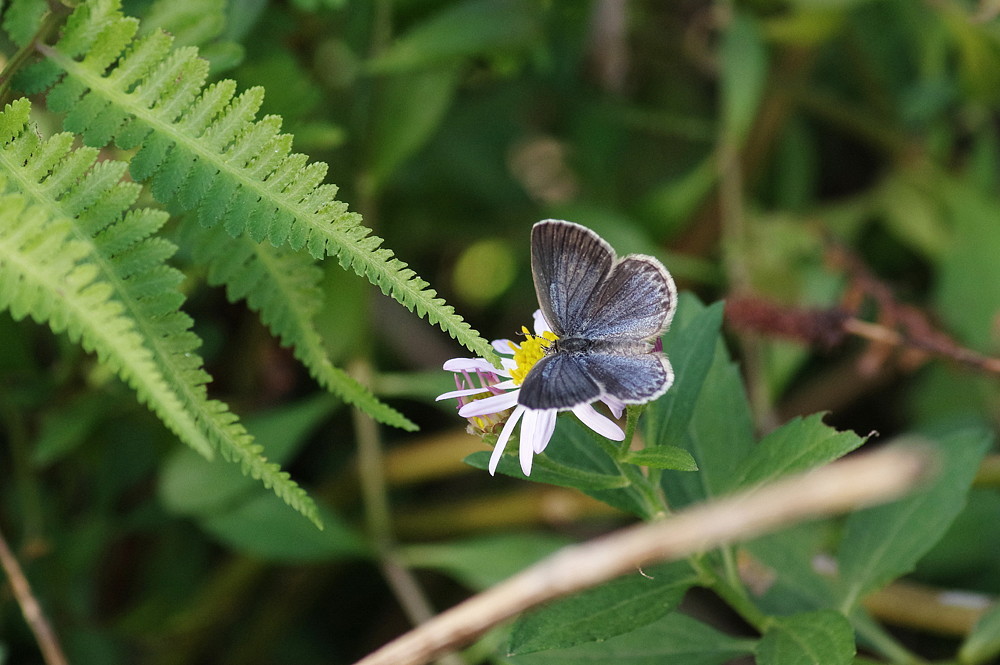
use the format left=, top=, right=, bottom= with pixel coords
left=351, top=444, right=934, bottom=665
left=725, top=242, right=1000, bottom=376
left=0, top=525, right=68, bottom=665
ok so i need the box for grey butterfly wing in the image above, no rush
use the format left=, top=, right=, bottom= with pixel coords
left=518, top=353, right=602, bottom=410
left=576, top=254, right=677, bottom=341
left=518, top=350, right=673, bottom=409
left=531, top=220, right=614, bottom=337
left=577, top=352, right=674, bottom=404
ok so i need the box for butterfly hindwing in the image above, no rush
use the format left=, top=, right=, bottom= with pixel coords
left=577, top=351, right=674, bottom=404
left=518, top=353, right=603, bottom=410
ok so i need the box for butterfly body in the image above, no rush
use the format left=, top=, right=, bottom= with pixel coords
left=518, top=220, right=677, bottom=411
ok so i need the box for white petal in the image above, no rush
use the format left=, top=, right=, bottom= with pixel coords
left=492, top=379, right=518, bottom=390
left=533, top=410, right=557, bottom=453
left=573, top=404, right=625, bottom=441
left=443, top=357, right=495, bottom=372
left=519, top=409, right=538, bottom=476
left=435, top=386, right=492, bottom=401
left=601, top=395, right=626, bottom=419
left=458, top=390, right=519, bottom=417
left=492, top=339, right=518, bottom=354
left=489, top=406, right=523, bottom=475
left=533, top=309, right=552, bottom=334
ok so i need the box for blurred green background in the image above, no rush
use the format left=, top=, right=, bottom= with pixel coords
left=3, top=0, right=1000, bottom=662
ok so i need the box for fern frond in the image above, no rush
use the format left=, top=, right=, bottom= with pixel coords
left=182, top=218, right=419, bottom=432
left=32, top=0, right=497, bottom=363
left=0, top=99, right=322, bottom=527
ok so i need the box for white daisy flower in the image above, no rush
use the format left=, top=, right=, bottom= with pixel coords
left=437, top=310, right=625, bottom=476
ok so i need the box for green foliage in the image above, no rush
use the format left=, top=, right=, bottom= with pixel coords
left=756, top=611, right=856, bottom=665
left=0, top=0, right=493, bottom=526
left=508, top=562, right=697, bottom=655
left=3, top=0, right=1000, bottom=663
left=837, top=430, right=989, bottom=606
left=507, top=613, right=755, bottom=665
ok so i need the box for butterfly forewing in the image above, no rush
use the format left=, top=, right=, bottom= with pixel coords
left=579, top=254, right=676, bottom=340
left=531, top=220, right=614, bottom=336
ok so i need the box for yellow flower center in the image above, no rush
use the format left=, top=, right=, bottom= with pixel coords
left=510, top=327, right=558, bottom=385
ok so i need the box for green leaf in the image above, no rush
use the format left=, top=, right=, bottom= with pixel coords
left=181, top=219, right=417, bottom=431
left=723, top=414, right=867, bottom=492
left=876, top=171, right=947, bottom=261
left=720, top=11, right=767, bottom=142
left=367, top=0, right=542, bottom=73
left=507, top=612, right=754, bottom=665
left=644, top=296, right=725, bottom=451
left=200, top=493, right=368, bottom=562
left=32, top=393, right=116, bottom=466
left=959, top=600, right=1000, bottom=665
left=403, top=533, right=573, bottom=590
left=744, top=523, right=840, bottom=614
left=37, top=1, right=497, bottom=363
left=159, top=396, right=335, bottom=515
left=757, top=610, right=855, bottom=665
left=509, top=562, right=697, bottom=655
left=661, top=306, right=755, bottom=507
left=934, top=179, right=1000, bottom=351
left=622, top=446, right=698, bottom=471
left=466, top=410, right=649, bottom=517
left=837, top=429, right=991, bottom=606
left=464, top=450, right=628, bottom=492
left=369, top=67, right=462, bottom=189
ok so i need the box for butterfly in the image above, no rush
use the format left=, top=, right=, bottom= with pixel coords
left=518, top=219, right=677, bottom=410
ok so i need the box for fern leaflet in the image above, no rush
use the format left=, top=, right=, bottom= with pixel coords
left=181, top=218, right=418, bottom=431
left=32, top=0, right=497, bottom=364
left=0, top=99, right=322, bottom=528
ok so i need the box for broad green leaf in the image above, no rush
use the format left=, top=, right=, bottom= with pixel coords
left=959, top=600, right=1000, bottom=665
left=876, top=171, right=947, bottom=261
left=837, top=429, right=991, bottom=606
left=159, top=396, right=335, bottom=515
left=935, top=180, right=1000, bottom=351
left=464, top=450, right=628, bottom=492
left=723, top=414, right=867, bottom=492
left=467, top=411, right=650, bottom=517
left=757, top=610, right=855, bottom=665
left=509, top=562, right=697, bottom=655
left=661, top=325, right=755, bottom=507
left=507, top=612, right=754, bottom=665
left=644, top=296, right=725, bottom=450
left=720, top=11, right=767, bottom=142
left=367, top=0, right=542, bottom=73
left=33, top=393, right=116, bottom=466
left=369, top=66, right=462, bottom=188
left=744, top=523, right=840, bottom=615
left=622, top=446, right=698, bottom=471
left=771, top=117, right=818, bottom=211
left=402, top=533, right=573, bottom=590
left=915, top=487, right=1000, bottom=584
left=641, top=155, right=718, bottom=236
left=201, top=492, right=368, bottom=562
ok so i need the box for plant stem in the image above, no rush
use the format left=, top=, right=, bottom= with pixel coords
left=0, top=524, right=68, bottom=665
